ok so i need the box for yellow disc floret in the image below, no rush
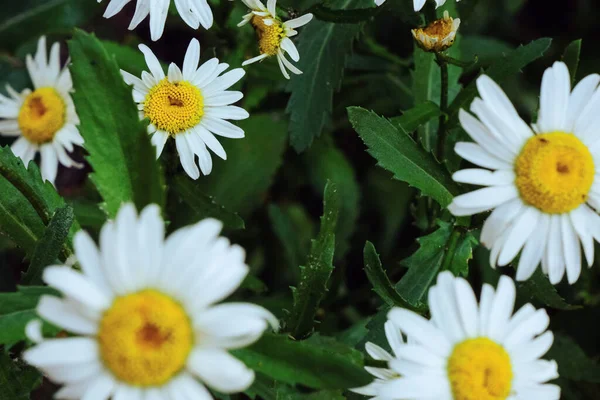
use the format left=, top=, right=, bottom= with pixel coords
left=447, top=338, right=513, bottom=400
left=515, top=132, right=594, bottom=214
left=98, top=290, right=193, bottom=386
left=251, top=15, right=284, bottom=56
left=18, top=87, right=66, bottom=144
left=143, top=79, right=204, bottom=135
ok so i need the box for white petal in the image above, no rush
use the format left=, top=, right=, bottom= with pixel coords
left=23, top=338, right=98, bottom=367
left=43, top=266, right=111, bottom=311
left=537, top=61, right=571, bottom=133
left=37, top=295, right=98, bottom=334
left=187, top=348, right=255, bottom=393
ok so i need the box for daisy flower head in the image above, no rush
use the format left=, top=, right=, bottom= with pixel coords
left=449, top=61, right=600, bottom=285
left=0, top=36, right=83, bottom=184
left=239, top=0, right=313, bottom=79
left=412, top=11, right=460, bottom=53
left=96, top=0, right=214, bottom=41
left=23, top=203, right=278, bottom=399
left=121, top=38, right=249, bottom=180
left=354, top=272, right=560, bottom=400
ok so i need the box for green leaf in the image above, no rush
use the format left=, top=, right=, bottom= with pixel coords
left=389, top=101, right=442, bottom=134
left=101, top=40, right=150, bottom=76
left=287, top=182, right=339, bottom=339
left=348, top=107, right=460, bottom=207
left=196, top=114, right=287, bottom=216
left=275, top=384, right=345, bottom=399
left=364, top=241, right=427, bottom=312
left=447, top=38, right=552, bottom=125
left=68, top=30, right=165, bottom=218
left=0, top=286, right=59, bottom=346
left=546, top=334, right=600, bottom=383
left=0, top=146, right=78, bottom=257
left=517, top=269, right=580, bottom=310
left=285, top=0, right=373, bottom=152
left=304, top=135, right=359, bottom=259
left=0, top=0, right=97, bottom=51
left=448, top=229, right=478, bottom=277
left=22, top=206, right=74, bottom=285
left=0, top=352, right=41, bottom=400
left=562, top=39, right=582, bottom=85
left=233, top=333, right=372, bottom=390
left=395, top=221, right=451, bottom=307
left=173, top=176, right=244, bottom=230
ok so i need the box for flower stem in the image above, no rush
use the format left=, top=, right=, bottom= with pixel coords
left=440, top=228, right=462, bottom=272
left=436, top=53, right=449, bottom=162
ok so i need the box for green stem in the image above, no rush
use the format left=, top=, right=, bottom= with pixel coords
left=436, top=53, right=449, bottom=162
left=436, top=52, right=479, bottom=68
left=440, top=229, right=461, bottom=272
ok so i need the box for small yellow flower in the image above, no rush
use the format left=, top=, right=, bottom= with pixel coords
left=412, top=11, right=460, bottom=53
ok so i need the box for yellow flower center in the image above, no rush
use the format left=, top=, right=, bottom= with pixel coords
left=98, top=290, right=193, bottom=387
left=447, top=338, right=513, bottom=400
left=251, top=15, right=284, bottom=56
left=18, top=87, right=66, bottom=144
left=143, top=79, right=204, bottom=135
left=515, top=132, right=594, bottom=214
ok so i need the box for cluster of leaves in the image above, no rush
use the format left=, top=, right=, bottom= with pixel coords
left=0, top=0, right=600, bottom=399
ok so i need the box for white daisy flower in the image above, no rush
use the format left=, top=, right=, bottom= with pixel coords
left=96, top=0, right=214, bottom=41
left=23, top=203, right=278, bottom=399
left=411, top=11, right=460, bottom=53
left=375, top=0, right=461, bottom=12
left=0, top=36, right=83, bottom=184
left=121, top=38, right=249, bottom=179
left=239, top=0, right=313, bottom=80
left=449, top=61, right=600, bottom=285
left=353, top=272, right=560, bottom=400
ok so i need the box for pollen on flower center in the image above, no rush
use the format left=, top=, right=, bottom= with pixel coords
left=515, top=132, right=594, bottom=214
left=447, top=338, right=513, bottom=400
left=98, top=290, right=193, bottom=386
left=251, top=15, right=284, bottom=56
left=143, top=78, right=204, bottom=134
left=18, top=87, right=66, bottom=144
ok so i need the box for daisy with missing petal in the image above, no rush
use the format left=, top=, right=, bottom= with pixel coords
left=449, top=62, right=600, bottom=284
left=0, top=36, right=83, bottom=184
left=23, top=203, right=278, bottom=399
left=121, top=38, right=249, bottom=179
left=96, top=0, right=214, bottom=41
left=239, top=0, right=313, bottom=79
left=355, top=272, right=560, bottom=400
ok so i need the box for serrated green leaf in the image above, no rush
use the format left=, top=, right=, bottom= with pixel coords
left=287, top=182, right=339, bottom=339
left=562, top=39, right=582, bottom=85
left=389, top=101, right=442, bottom=134
left=448, top=229, right=478, bottom=277
left=0, top=352, right=41, bottom=400
left=68, top=30, right=165, bottom=218
left=285, top=0, right=373, bottom=152
left=305, top=135, right=359, bottom=259
left=22, top=205, right=74, bottom=285
left=232, top=333, right=372, bottom=390
left=395, top=221, right=452, bottom=307
left=196, top=114, right=287, bottom=216
left=173, top=176, right=244, bottom=230
left=348, top=107, right=460, bottom=207
left=364, top=241, right=426, bottom=312
left=0, top=0, right=97, bottom=51
left=447, top=38, right=552, bottom=125
left=0, top=146, right=78, bottom=257
left=517, top=269, right=580, bottom=310
left=0, top=286, right=59, bottom=346
left=546, top=334, right=600, bottom=383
